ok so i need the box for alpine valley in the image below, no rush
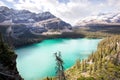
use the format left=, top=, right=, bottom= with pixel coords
left=0, top=5, right=120, bottom=80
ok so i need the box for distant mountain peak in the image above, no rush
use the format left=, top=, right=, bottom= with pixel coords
left=0, top=6, right=56, bottom=23
left=0, top=6, right=72, bottom=41
left=76, top=12, right=120, bottom=26
left=0, top=6, right=9, bottom=10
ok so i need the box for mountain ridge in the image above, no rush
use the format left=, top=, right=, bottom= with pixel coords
left=0, top=6, right=73, bottom=47
left=76, top=12, right=120, bottom=26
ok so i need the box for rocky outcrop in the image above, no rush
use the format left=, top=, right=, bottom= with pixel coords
left=0, top=34, right=23, bottom=80
left=34, top=18, right=71, bottom=30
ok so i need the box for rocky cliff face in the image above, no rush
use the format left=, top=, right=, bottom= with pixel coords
left=0, top=6, right=71, bottom=29
left=0, top=6, right=55, bottom=23
left=0, top=6, right=72, bottom=34
left=0, top=34, right=23, bottom=80
left=0, top=6, right=72, bottom=47
left=34, top=18, right=72, bottom=30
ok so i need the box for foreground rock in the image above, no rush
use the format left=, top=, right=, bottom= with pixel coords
left=0, top=34, right=23, bottom=80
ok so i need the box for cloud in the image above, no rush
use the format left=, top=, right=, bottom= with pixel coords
left=13, top=0, right=94, bottom=25
left=6, top=0, right=14, bottom=2
left=3, top=0, right=120, bottom=25
left=0, top=1, right=6, bottom=6
left=107, top=0, right=120, bottom=6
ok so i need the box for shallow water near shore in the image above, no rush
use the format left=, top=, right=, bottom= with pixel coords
left=15, top=38, right=101, bottom=80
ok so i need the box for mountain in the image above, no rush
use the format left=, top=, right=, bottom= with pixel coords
left=0, top=6, right=72, bottom=47
left=0, top=6, right=55, bottom=23
left=73, top=12, right=120, bottom=38
left=0, top=6, right=72, bottom=32
left=76, top=12, right=120, bottom=26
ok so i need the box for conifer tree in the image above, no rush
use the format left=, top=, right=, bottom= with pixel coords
left=92, top=62, right=97, bottom=73
left=84, top=60, right=87, bottom=72
left=89, top=64, right=92, bottom=74
left=97, top=60, right=102, bottom=70
left=75, top=59, right=81, bottom=69
left=80, top=59, right=84, bottom=72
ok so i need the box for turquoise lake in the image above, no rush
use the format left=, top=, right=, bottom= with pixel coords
left=15, top=38, right=101, bottom=80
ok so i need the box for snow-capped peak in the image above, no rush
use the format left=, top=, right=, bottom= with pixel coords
left=76, top=12, right=120, bottom=26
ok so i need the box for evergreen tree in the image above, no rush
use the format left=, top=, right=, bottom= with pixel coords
left=89, top=64, right=92, bottom=74
left=97, top=59, right=102, bottom=70
left=75, top=59, right=81, bottom=69
left=92, top=62, right=97, bottom=73
left=80, top=59, right=84, bottom=72
left=0, top=33, right=16, bottom=69
left=84, top=60, right=87, bottom=72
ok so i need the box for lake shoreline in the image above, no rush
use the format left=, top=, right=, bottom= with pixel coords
left=15, top=32, right=103, bottom=49
left=15, top=38, right=101, bottom=80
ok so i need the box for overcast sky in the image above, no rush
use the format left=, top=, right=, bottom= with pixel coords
left=0, top=0, right=120, bottom=25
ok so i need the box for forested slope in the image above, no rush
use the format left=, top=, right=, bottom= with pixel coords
left=66, top=36, right=120, bottom=80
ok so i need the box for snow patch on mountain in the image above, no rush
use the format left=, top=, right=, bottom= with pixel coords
left=76, top=12, right=120, bottom=26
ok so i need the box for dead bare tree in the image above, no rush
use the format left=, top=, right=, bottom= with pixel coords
left=54, top=51, right=66, bottom=80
